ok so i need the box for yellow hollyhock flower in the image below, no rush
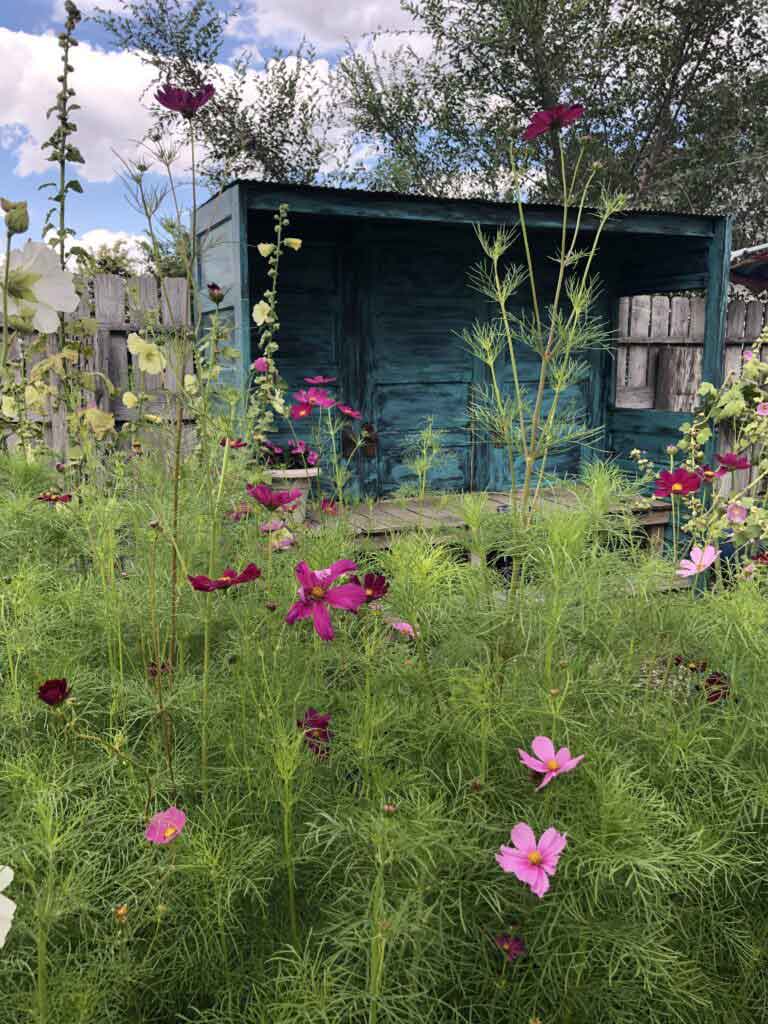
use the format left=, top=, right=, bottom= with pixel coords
left=252, top=300, right=273, bottom=326
left=83, top=407, right=116, bottom=440
left=25, top=384, right=48, bottom=413
left=283, top=238, right=302, bottom=251
left=183, top=374, right=199, bottom=395
left=122, top=391, right=139, bottom=409
left=126, top=333, right=166, bottom=375
left=257, top=243, right=275, bottom=258
left=144, top=414, right=163, bottom=424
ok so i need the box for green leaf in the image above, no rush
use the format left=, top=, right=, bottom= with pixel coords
left=65, top=179, right=83, bottom=194
left=65, top=145, right=85, bottom=164
left=37, top=182, right=57, bottom=192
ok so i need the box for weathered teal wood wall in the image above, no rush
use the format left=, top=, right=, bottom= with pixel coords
left=196, top=182, right=731, bottom=497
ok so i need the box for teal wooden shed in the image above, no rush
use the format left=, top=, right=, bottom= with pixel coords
left=196, top=182, right=731, bottom=497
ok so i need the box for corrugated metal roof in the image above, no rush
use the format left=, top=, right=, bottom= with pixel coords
left=203, top=178, right=721, bottom=222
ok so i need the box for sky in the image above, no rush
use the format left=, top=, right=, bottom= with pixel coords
left=0, top=0, right=418, bottom=264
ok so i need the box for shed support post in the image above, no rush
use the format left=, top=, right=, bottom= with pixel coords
left=701, top=216, right=733, bottom=464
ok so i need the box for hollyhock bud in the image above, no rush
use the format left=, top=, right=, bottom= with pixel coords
left=1, top=199, right=29, bottom=236
left=207, top=282, right=224, bottom=305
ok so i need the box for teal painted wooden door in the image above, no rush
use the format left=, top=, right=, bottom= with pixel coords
left=361, top=240, right=482, bottom=497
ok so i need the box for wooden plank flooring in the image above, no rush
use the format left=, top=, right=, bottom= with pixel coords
left=308, top=489, right=671, bottom=540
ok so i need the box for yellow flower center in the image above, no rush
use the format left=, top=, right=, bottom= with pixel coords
left=162, top=825, right=178, bottom=840
left=671, top=483, right=683, bottom=492
left=310, top=585, right=325, bottom=598
left=546, top=759, right=559, bottom=771
left=527, top=851, right=543, bottom=865
left=365, top=588, right=374, bottom=597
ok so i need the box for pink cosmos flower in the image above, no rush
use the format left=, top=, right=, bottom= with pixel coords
left=517, top=736, right=584, bottom=791
left=726, top=503, right=748, bottom=524
left=297, top=707, right=333, bottom=758
left=716, top=452, right=751, bottom=471
left=756, top=402, right=768, bottom=416
left=37, top=491, right=73, bottom=503
left=285, top=560, right=368, bottom=640
left=270, top=530, right=295, bottom=551
left=289, top=440, right=320, bottom=466
left=304, top=375, right=336, bottom=385
left=246, top=483, right=302, bottom=511
left=522, top=104, right=584, bottom=141
left=290, top=402, right=314, bottom=420
left=219, top=437, right=247, bottom=449
left=293, top=387, right=336, bottom=409
left=251, top=356, right=269, bottom=373
left=145, top=806, right=186, bottom=845
left=697, top=464, right=726, bottom=483
left=743, top=350, right=755, bottom=362
left=336, top=404, right=362, bottom=419
left=391, top=621, right=416, bottom=638
left=496, top=823, right=567, bottom=898
left=260, top=519, right=285, bottom=533
left=155, top=83, right=214, bottom=119
left=676, top=544, right=719, bottom=577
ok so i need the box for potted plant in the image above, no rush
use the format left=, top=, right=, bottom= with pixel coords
left=259, top=439, right=320, bottom=523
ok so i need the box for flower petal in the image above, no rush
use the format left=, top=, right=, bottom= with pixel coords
left=323, top=558, right=359, bottom=583
left=530, top=736, right=556, bottom=762
left=325, top=582, right=368, bottom=611
left=518, top=749, right=547, bottom=772
left=311, top=601, right=334, bottom=641
left=509, top=822, right=537, bottom=854
left=285, top=599, right=312, bottom=624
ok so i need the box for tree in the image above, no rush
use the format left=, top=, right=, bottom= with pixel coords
left=93, top=0, right=345, bottom=189
left=75, top=238, right=139, bottom=277
left=334, top=0, right=768, bottom=246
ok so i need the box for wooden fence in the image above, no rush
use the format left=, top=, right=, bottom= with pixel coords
left=6, top=274, right=190, bottom=455
left=615, top=294, right=768, bottom=411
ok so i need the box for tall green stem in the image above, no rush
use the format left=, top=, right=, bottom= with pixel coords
left=282, top=779, right=299, bottom=948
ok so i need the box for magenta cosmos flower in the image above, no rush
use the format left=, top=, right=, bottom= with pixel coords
left=518, top=736, right=584, bottom=791
left=285, top=560, right=367, bottom=641
left=145, top=806, right=186, bottom=845
left=496, top=823, right=567, bottom=898
left=350, top=572, right=389, bottom=603
left=653, top=468, right=701, bottom=498
left=293, top=387, right=336, bottom=410
left=336, top=404, right=362, bottom=419
left=522, top=103, right=584, bottom=141
left=297, top=707, right=333, bottom=758
left=188, top=563, right=261, bottom=592
left=38, top=678, right=71, bottom=706
left=304, top=375, right=336, bottom=385
left=716, top=452, right=751, bottom=471
left=697, top=464, right=726, bottom=483
left=219, top=437, right=247, bottom=449
left=494, top=934, right=526, bottom=963
left=676, top=544, right=719, bottom=578
left=321, top=497, right=338, bottom=515
left=155, top=83, right=214, bottom=118
left=251, top=356, right=269, bottom=373
left=246, top=483, right=302, bottom=511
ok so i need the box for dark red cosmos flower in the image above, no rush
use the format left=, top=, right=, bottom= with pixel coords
left=697, top=464, right=726, bottom=483
left=321, top=497, right=338, bottom=515
left=350, top=572, right=389, bottom=603
left=37, top=491, right=72, bottom=503
left=304, top=375, right=336, bottom=385
left=494, top=934, right=526, bottom=962
left=653, top=468, right=701, bottom=498
left=188, top=563, right=261, bottom=592
left=336, top=404, right=362, bottom=419
left=700, top=671, right=731, bottom=704
left=207, top=282, right=224, bottom=305
left=219, top=437, right=247, bottom=449
left=148, top=661, right=170, bottom=679
left=716, top=452, right=751, bottom=471
left=38, top=678, right=71, bottom=706
left=246, top=483, right=302, bottom=511
left=297, top=707, right=333, bottom=758
left=155, top=83, right=214, bottom=119
left=522, top=103, right=584, bottom=141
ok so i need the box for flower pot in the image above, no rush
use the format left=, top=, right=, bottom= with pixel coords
left=266, top=466, right=319, bottom=524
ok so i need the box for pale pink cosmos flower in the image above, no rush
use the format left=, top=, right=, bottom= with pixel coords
left=145, top=806, right=186, bottom=845
left=391, top=621, right=416, bottom=638
left=726, top=503, right=748, bottom=525
left=676, top=544, right=719, bottom=577
left=518, top=736, right=584, bottom=791
left=496, top=823, right=567, bottom=898
left=743, top=350, right=755, bottom=362
left=756, top=402, right=768, bottom=417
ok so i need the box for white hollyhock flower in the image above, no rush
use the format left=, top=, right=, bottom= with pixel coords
left=0, top=241, right=79, bottom=334
left=0, top=866, right=16, bottom=949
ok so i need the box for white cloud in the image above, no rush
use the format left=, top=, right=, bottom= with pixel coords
left=0, top=28, right=156, bottom=182
left=226, top=0, right=418, bottom=51
left=73, top=228, right=146, bottom=259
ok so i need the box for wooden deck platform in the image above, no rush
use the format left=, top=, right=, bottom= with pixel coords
left=307, top=488, right=672, bottom=548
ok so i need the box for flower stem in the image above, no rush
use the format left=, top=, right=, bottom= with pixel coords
left=281, top=779, right=299, bottom=948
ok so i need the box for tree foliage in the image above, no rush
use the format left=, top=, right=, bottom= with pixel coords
left=335, top=0, right=768, bottom=246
